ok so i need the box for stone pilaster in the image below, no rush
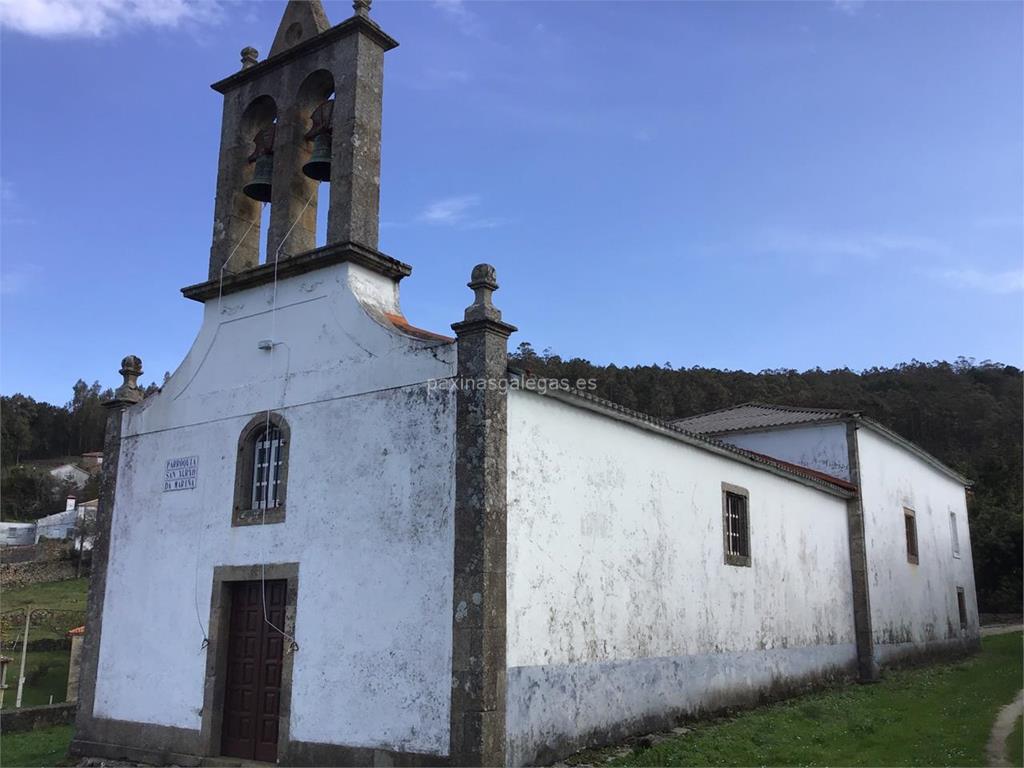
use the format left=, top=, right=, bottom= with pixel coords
left=845, top=420, right=880, bottom=682
left=72, top=357, right=144, bottom=752
left=449, top=265, right=516, bottom=767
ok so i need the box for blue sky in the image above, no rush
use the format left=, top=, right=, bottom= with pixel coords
left=2, top=0, right=1021, bottom=405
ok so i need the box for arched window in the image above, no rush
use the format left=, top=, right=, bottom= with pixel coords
left=233, top=414, right=290, bottom=526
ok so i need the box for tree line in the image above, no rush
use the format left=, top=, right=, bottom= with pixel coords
left=2, top=357, right=1020, bottom=612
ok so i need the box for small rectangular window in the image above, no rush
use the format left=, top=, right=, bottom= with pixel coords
left=722, top=484, right=751, bottom=567
left=949, top=512, right=960, bottom=558
left=956, top=587, right=967, bottom=629
left=904, top=508, right=919, bottom=564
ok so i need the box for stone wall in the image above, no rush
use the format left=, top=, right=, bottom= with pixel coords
left=0, top=559, right=78, bottom=590
left=0, top=702, right=77, bottom=733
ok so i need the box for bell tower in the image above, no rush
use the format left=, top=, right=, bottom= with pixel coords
left=204, top=0, right=397, bottom=281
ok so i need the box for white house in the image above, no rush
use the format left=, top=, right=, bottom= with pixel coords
left=48, top=463, right=91, bottom=489
left=71, top=3, right=980, bottom=767
left=0, top=522, right=36, bottom=548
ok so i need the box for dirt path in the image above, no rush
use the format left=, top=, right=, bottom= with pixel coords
left=986, top=689, right=1023, bottom=767
left=981, top=624, right=1024, bottom=637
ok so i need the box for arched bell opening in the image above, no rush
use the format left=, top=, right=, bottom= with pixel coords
left=296, top=70, right=335, bottom=249
left=236, top=95, right=278, bottom=267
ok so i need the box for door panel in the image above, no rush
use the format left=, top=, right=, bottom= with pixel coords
left=221, top=580, right=287, bottom=761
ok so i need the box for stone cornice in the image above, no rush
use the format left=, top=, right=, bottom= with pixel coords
left=450, top=318, right=518, bottom=338
left=211, top=15, right=399, bottom=95
left=181, top=241, right=411, bottom=303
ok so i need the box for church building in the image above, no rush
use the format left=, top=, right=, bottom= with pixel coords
left=72, top=2, right=980, bottom=766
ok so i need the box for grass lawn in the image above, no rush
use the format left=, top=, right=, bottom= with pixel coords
left=1, top=651, right=71, bottom=709
left=1, top=578, right=88, bottom=644
left=2, top=579, right=88, bottom=614
left=608, top=632, right=1023, bottom=767
left=1008, top=714, right=1023, bottom=768
left=0, top=724, right=73, bottom=767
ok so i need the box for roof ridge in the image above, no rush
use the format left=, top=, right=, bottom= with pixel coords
left=747, top=401, right=855, bottom=415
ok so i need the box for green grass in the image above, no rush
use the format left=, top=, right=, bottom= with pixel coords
left=0, top=651, right=70, bottom=710
left=1, top=578, right=88, bottom=644
left=610, top=632, right=1023, bottom=767
left=2, top=579, right=88, bottom=613
left=0, top=724, right=73, bottom=767
left=1008, top=714, right=1023, bottom=768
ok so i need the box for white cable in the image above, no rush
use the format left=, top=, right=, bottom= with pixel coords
left=257, top=192, right=314, bottom=651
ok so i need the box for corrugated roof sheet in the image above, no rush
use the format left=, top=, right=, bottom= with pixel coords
left=672, top=403, right=856, bottom=434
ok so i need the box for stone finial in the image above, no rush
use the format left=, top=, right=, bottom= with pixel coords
left=463, top=263, right=503, bottom=323
left=111, top=355, right=144, bottom=405
left=353, top=0, right=371, bottom=17
left=240, top=47, right=259, bottom=69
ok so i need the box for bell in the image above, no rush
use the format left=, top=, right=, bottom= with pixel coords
left=302, top=99, right=334, bottom=182
left=243, top=154, right=274, bottom=202
left=302, top=132, right=332, bottom=182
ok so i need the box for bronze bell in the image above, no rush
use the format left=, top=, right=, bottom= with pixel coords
left=243, top=125, right=275, bottom=203
left=302, top=100, right=334, bottom=182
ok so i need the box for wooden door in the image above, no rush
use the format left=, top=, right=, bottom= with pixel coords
left=221, top=580, right=286, bottom=762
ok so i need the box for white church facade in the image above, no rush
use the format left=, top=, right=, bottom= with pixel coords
left=72, top=2, right=980, bottom=766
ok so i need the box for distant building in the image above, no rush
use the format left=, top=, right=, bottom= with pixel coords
left=35, top=497, right=80, bottom=542
left=48, top=463, right=90, bottom=489
left=0, top=521, right=36, bottom=548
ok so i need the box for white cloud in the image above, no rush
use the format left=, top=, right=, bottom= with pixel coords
left=416, top=194, right=504, bottom=230
left=932, top=268, right=1024, bottom=295
left=409, top=67, right=472, bottom=91
left=833, top=0, right=865, bottom=16
left=0, top=0, right=223, bottom=38
left=758, top=230, right=946, bottom=261
left=418, top=195, right=481, bottom=225
left=432, top=0, right=484, bottom=38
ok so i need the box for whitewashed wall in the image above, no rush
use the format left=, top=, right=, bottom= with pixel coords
left=92, top=263, right=457, bottom=755
left=506, top=391, right=857, bottom=767
left=717, top=423, right=850, bottom=480
left=856, top=426, right=979, bottom=661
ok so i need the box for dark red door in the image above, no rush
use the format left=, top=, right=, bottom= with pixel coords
left=221, top=580, right=286, bottom=762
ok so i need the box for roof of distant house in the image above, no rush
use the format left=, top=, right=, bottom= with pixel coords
left=672, top=402, right=968, bottom=485
left=68, top=626, right=85, bottom=636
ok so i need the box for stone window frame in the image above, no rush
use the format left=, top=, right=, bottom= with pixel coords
left=722, top=482, right=752, bottom=568
left=949, top=510, right=961, bottom=559
left=956, top=586, right=967, bottom=630
left=233, top=413, right=291, bottom=527
left=903, top=507, right=919, bottom=565
left=199, top=563, right=299, bottom=762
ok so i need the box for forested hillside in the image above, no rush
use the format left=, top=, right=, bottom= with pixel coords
left=2, top=356, right=1020, bottom=612
left=509, top=344, right=1022, bottom=614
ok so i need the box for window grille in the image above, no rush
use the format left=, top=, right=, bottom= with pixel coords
left=949, top=512, right=960, bottom=557
left=252, top=425, right=284, bottom=510
left=723, top=489, right=751, bottom=566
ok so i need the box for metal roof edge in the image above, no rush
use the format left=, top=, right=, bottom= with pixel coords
left=507, top=374, right=856, bottom=499
left=694, top=418, right=853, bottom=437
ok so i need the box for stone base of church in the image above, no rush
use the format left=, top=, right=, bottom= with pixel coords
left=71, top=721, right=448, bottom=767
left=67, top=729, right=444, bottom=765
left=875, top=634, right=982, bottom=668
